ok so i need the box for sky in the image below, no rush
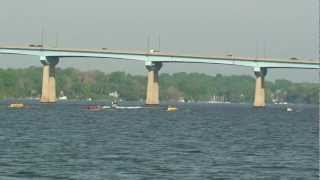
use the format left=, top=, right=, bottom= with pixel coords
left=0, top=0, right=318, bottom=82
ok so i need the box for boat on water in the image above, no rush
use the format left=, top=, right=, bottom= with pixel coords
left=286, top=107, right=294, bottom=112
left=8, top=103, right=25, bottom=109
left=111, top=104, right=142, bottom=110
left=84, top=101, right=143, bottom=111
left=58, top=96, right=68, bottom=101
left=85, top=105, right=110, bottom=111
left=111, top=101, right=142, bottom=110
left=113, top=105, right=143, bottom=109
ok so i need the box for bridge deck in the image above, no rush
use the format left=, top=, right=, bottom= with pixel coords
left=0, top=46, right=318, bottom=64
left=0, top=46, right=319, bottom=70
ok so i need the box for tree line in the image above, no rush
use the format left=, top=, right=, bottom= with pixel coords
left=0, top=67, right=318, bottom=104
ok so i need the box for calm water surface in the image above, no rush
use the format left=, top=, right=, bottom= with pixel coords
left=0, top=101, right=318, bottom=179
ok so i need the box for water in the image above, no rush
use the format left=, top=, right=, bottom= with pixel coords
left=0, top=101, right=318, bottom=179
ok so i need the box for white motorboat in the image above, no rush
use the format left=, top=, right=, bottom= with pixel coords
left=286, top=107, right=293, bottom=112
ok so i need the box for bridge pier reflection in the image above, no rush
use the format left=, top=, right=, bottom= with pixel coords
left=253, top=67, right=267, bottom=108
left=40, top=57, right=59, bottom=103
left=145, top=62, right=162, bottom=106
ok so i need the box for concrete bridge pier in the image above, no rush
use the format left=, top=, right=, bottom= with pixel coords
left=253, top=67, right=267, bottom=108
left=145, top=62, right=162, bottom=106
left=40, top=57, right=59, bottom=103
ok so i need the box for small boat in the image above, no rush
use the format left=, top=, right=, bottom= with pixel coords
left=114, top=106, right=142, bottom=109
left=8, top=103, right=25, bottom=109
left=111, top=101, right=142, bottom=110
left=84, top=105, right=111, bottom=111
left=167, top=106, right=178, bottom=112
left=58, top=96, right=68, bottom=100
left=101, top=106, right=111, bottom=109
left=112, top=104, right=142, bottom=110
left=286, top=107, right=293, bottom=112
left=85, top=105, right=109, bottom=112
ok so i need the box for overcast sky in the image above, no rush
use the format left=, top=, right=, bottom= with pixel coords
left=0, top=0, right=318, bottom=82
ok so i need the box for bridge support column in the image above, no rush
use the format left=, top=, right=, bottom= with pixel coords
left=145, top=62, right=162, bottom=106
left=40, top=57, right=59, bottom=103
left=253, top=67, right=267, bottom=108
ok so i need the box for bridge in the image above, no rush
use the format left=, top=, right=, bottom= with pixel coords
left=0, top=45, right=319, bottom=107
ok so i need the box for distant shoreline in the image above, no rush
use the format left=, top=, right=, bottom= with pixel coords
left=0, top=67, right=318, bottom=104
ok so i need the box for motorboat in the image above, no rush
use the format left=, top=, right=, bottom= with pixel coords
left=111, top=104, right=142, bottom=110
left=113, top=105, right=142, bottom=109
left=85, top=105, right=110, bottom=111
left=286, top=107, right=293, bottom=112
left=111, top=101, right=142, bottom=110
left=8, top=103, right=25, bottom=109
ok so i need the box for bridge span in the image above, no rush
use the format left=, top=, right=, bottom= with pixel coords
left=0, top=46, right=319, bottom=107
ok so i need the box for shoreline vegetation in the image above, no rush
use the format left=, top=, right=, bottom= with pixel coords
left=0, top=67, right=318, bottom=104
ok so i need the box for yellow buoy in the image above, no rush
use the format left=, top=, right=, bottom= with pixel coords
left=167, top=106, right=178, bottom=112
left=8, top=103, right=25, bottom=109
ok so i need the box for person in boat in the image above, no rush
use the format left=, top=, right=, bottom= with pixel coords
left=111, top=100, right=119, bottom=108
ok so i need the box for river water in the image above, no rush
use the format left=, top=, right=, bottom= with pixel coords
left=0, top=101, right=318, bottom=179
